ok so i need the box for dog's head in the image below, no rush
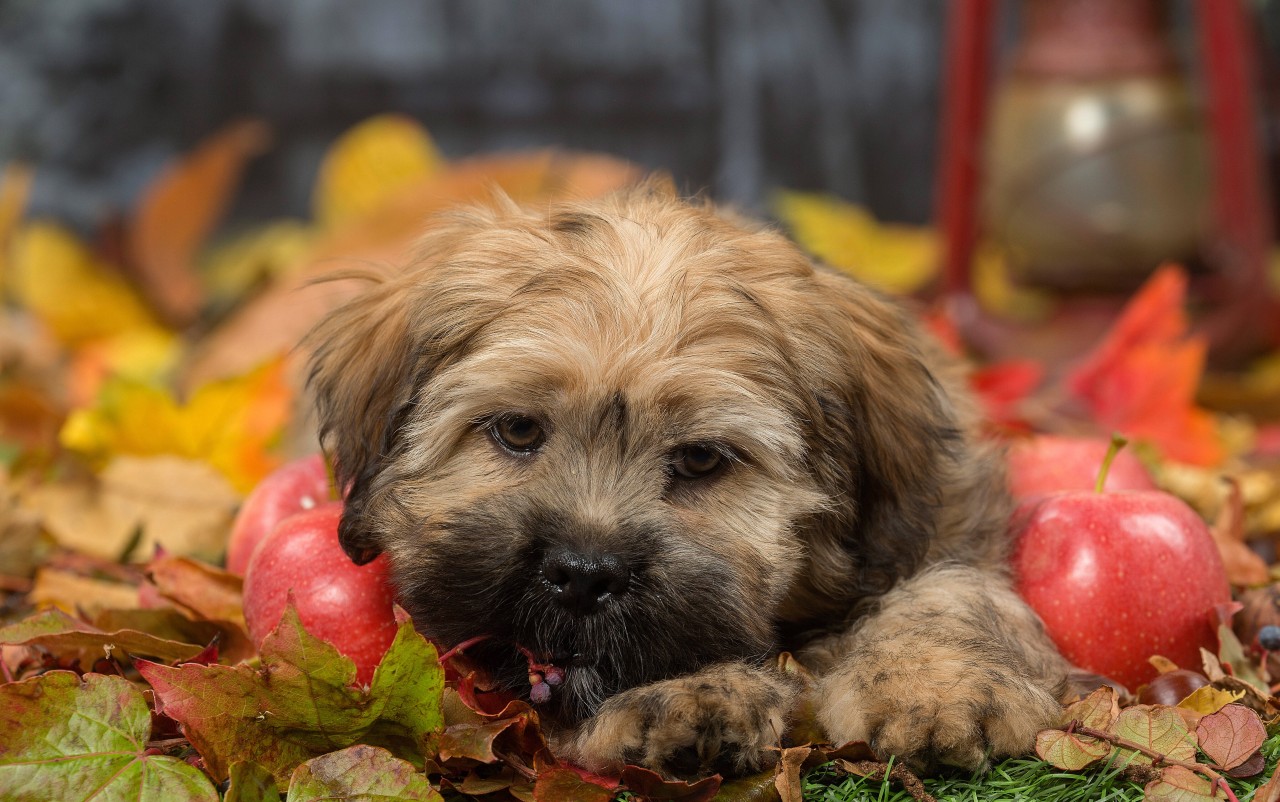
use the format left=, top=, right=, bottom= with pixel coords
left=306, top=184, right=962, bottom=722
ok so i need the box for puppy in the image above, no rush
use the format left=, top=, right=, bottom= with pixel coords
left=305, top=182, right=1068, bottom=778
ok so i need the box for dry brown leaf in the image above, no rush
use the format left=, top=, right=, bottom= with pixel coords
left=1212, top=477, right=1270, bottom=586
left=29, top=568, right=140, bottom=617
left=147, top=555, right=244, bottom=628
left=22, top=478, right=140, bottom=560
left=100, top=455, right=239, bottom=561
left=129, top=119, right=271, bottom=326
left=773, top=745, right=811, bottom=802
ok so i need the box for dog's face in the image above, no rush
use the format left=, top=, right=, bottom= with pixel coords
left=307, top=187, right=960, bottom=724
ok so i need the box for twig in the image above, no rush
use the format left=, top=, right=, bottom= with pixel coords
left=835, top=759, right=937, bottom=802
left=1075, top=725, right=1240, bottom=802
left=437, top=634, right=492, bottom=665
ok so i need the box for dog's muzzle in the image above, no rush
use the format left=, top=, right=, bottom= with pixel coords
left=539, top=545, right=632, bottom=616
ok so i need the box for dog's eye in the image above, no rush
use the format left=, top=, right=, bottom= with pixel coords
left=670, top=445, right=723, bottom=479
left=491, top=415, right=546, bottom=453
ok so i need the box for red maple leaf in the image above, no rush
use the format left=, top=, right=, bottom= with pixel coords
left=1066, top=265, right=1224, bottom=466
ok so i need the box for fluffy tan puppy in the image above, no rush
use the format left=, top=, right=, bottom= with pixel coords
left=305, top=182, right=1067, bottom=778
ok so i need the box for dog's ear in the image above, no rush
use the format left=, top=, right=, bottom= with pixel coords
left=802, top=271, right=964, bottom=596
left=305, top=273, right=423, bottom=564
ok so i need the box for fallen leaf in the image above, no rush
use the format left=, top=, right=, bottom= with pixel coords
left=96, top=607, right=254, bottom=665
left=61, top=358, right=292, bottom=494
left=774, top=745, right=811, bottom=802
left=313, top=114, right=444, bottom=228
left=1253, top=764, right=1280, bottom=802
left=28, top=568, right=140, bottom=617
left=99, top=456, right=240, bottom=560
left=20, top=476, right=139, bottom=560
left=0, top=671, right=219, bottom=801
left=1061, top=685, right=1121, bottom=730
left=285, top=744, right=442, bottom=801
left=138, top=603, right=443, bottom=785
left=9, top=222, right=160, bottom=346
left=203, top=220, right=315, bottom=304
left=1037, top=728, right=1114, bottom=771
left=531, top=764, right=615, bottom=802
left=1176, top=686, right=1244, bottom=717
left=0, top=607, right=205, bottom=665
left=1211, top=477, right=1270, bottom=586
left=1111, top=705, right=1197, bottom=766
left=971, top=241, right=1055, bottom=322
left=711, top=769, right=780, bottom=801
left=129, top=119, right=271, bottom=325
left=1065, top=265, right=1224, bottom=466
left=438, top=717, right=526, bottom=764
left=225, top=761, right=281, bottom=802
left=146, top=554, right=245, bottom=627
left=971, top=359, right=1044, bottom=432
left=774, top=191, right=937, bottom=295
left=1142, top=765, right=1218, bottom=802
left=1195, top=704, right=1266, bottom=771
left=1225, top=749, right=1266, bottom=779
left=618, top=765, right=721, bottom=802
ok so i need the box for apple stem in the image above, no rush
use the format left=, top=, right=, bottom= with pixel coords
left=1094, top=433, right=1129, bottom=494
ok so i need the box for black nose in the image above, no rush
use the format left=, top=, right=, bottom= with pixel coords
left=540, top=547, right=631, bottom=615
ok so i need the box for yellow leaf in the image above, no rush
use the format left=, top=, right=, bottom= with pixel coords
left=9, top=222, right=159, bottom=345
left=774, top=191, right=937, bottom=295
left=1178, top=685, right=1246, bottom=716
left=971, top=241, right=1055, bottom=322
left=203, top=220, right=315, bottom=302
left=60, top=358, right=292, bottom=493
left=312, top=114, right=444, bottom=227
left=68, top=327, right=182, bottom=408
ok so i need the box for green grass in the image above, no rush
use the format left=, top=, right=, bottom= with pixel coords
left=799, top=733, right=1280, bottom=802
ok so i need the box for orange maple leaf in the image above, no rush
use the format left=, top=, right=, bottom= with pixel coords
left=1066, top=265, right=1224, bottom=466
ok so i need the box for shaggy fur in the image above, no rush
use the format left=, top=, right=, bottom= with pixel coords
left=305, top=182, right=1068, bottom=778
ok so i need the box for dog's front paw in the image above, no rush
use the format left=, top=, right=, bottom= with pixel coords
left=816, top=642, right=1060, bottom=772
left=569, top=664, right=794, bottom=779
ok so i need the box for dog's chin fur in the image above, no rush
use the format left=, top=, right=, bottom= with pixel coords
left=306, top=181, right=1068, bottom=777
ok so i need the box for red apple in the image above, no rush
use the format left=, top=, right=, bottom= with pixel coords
left=1008, top=435, right=1156, bottom=500
left=243, top=503, right=397, bottom=685
left=227, top=453, right=331, bottom=575
left=1011, top=486, right=1231, bottom=690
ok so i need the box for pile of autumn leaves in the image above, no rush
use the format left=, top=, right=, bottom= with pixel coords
left=2, top=115, right=1280, bottom=802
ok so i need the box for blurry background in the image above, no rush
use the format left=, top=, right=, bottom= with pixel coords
left=4, top=0, right=968, bottom=230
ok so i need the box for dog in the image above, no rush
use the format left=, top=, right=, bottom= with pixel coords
left=304, top=181, right=1068, bottom=778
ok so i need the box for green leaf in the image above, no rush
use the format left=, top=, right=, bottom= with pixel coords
left=225, top=761, right=280, bottom=802
left=0, top=607, right=207, bottom=664
left=0, top=671, right=218, bottom=802
left=1196, top=703, right=1266, bottom=771
left=1035, top=729, right=1113, bottom=771
left=285, top=745, right=440, bottom=801
left=137, top=604, right=443, bottom=786
left=1113, top=706, right=1197, bottom=767
left=1142, top=765, right=1218, bottom=802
